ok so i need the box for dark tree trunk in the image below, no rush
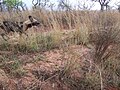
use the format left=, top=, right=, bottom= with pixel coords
left=100, top=5, right=104, bottom=11
left=118, top=7, right=120, bottom=13
left=0, top=2, right=2, bottom=12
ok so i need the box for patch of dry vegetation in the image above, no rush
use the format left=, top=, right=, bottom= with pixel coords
left=0, top=10, right=120, bottom=90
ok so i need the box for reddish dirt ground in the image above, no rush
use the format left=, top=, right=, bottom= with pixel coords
left=0, top=45, right=119, bottom=90
left=18, top=45, right=91, bottom=90
left=0, top=45, right=92, bottom=90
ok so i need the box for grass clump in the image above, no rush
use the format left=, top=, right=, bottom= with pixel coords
left=0, top=55, right=26, bottom=78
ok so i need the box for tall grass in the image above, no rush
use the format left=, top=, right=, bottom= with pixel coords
left=0, top=10, right=94, bottom=53
left=0, top=9, right=120, bottom=89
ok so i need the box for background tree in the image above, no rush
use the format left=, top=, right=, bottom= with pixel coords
left=32, top=0, right=50, bottom=10
left=115, top=2, right=120, bottom=13
left=0, top=0, right=26, bottom=12
left=118, top=5, right=120, bottom=12
left=48, top=3, right=55, bottom=11
left=77, top=0, right=95, bottom=10
left=57, top=0, right=72, bottom=11
left=91, top=0, right=111, bottom=11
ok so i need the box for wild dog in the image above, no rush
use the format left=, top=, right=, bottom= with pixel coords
left=0, top=16, right=40, bottom=41
left=22, top=15, right=40, bottom=31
